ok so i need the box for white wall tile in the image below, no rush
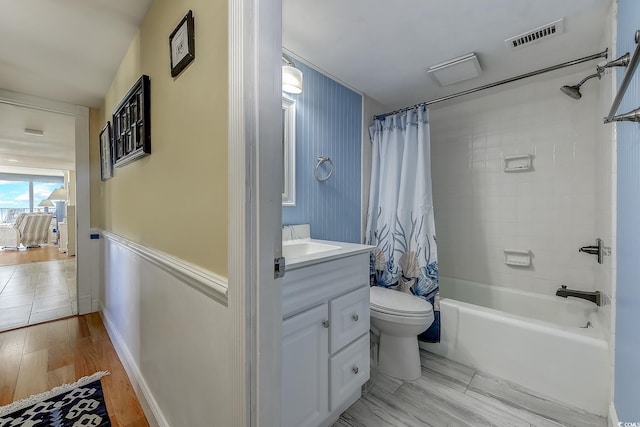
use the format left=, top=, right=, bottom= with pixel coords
left=430, top=69, right=613, bottom=308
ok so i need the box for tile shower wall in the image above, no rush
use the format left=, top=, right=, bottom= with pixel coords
left=595, top=1, right=617, bottom=407
left=282, top=60, right=362, bottom=243
left=430, top=70, right=606, bottom=298
left=614, top=0, right=640, bottom=421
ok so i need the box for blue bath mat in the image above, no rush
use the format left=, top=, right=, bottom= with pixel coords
left=0, top=371, right=111, bottom=426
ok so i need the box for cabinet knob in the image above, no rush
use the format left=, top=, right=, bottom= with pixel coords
left=352, top=314, right=359, bottom=322
left=352, top=366, right=359, bottom=374
left=322, top=320, right=330, bottom=328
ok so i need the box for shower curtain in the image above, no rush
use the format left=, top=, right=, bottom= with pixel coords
left=365, top=106, right=440, bottom=342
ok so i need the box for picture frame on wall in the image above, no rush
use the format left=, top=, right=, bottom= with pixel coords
left=99, top=122, right=113, bottom=181
left=112, top=74, right=151, bottom=167
left=169, top=10, right=195, bottom=77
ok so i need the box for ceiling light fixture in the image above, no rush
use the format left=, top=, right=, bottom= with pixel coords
left=24, top=128, right=44, bottom=136
left=7, top=159, right=20, bottom=163
left=282, top=53, right=303, bottom=94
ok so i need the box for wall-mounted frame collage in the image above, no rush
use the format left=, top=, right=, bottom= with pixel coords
left=112, top=74, right=151, bottom=168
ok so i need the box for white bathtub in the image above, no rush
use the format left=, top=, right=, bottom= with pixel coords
left=421, top=276, right=609, bottom=416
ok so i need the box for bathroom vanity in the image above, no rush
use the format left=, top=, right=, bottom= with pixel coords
left=282, top=238, right=373, bottom=427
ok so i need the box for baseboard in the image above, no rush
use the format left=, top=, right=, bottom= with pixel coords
left=100, top=305, right=170, bottom=427
left=77, top=295, right=93, bottom=315
left=609, top=402, right=619, bottom=427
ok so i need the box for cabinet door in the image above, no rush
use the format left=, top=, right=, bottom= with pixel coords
left=282, top=304, right=329, bottom=427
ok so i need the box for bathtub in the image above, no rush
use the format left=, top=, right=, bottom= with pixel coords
left=421, top=276, right=609, bottom=416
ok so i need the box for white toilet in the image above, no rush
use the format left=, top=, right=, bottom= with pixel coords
left=370, top=286, right=435, bottom=381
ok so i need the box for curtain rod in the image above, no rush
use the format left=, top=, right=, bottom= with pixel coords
left=604, top=31, right=640, bottom=123
left=374, top=49, right=609, bottom=121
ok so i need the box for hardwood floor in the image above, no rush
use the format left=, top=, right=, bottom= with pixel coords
left=0, top=245, right=71, bottom=266
left=0, top=313, right=149, bottom=427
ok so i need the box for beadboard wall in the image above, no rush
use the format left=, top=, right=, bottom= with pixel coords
left=282, top=59, right=363, bottom=243
left=614, top=0, right=640, bottom=421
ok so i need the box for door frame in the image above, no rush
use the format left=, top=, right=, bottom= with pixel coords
left=228, top=0, right=283, bottom=425
left=0, top=89, right=91, bottom=314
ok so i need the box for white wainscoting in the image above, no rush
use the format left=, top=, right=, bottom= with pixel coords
left=100, top=231, right=231, bottom=427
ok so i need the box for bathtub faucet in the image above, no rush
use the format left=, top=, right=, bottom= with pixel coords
left=555, top=285, right=602, bottom=306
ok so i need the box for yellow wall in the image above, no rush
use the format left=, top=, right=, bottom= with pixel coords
left=90, top=0, right=228, bottom=274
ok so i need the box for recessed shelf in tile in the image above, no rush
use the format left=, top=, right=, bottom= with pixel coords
left=504, top=154, right=532, bottom=172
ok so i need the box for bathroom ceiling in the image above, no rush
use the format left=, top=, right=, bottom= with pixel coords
left=283, top=0, right=613, bottom=111
left=0, top=0, right=152, bottom=108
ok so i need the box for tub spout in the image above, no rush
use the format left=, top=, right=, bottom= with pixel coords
left=555, top=285, right=602, bottom=306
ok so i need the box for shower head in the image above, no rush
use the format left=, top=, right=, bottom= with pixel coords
left=560, top=72, right=601, bottom=100
left=561, top=52, right=630, bottom=100
left=560, top=84, right=583, bottom=99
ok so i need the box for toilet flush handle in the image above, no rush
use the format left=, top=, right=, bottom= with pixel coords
left=352, top=314, right=359, bottom=322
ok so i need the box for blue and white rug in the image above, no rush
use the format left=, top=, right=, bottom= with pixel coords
left=0, top=371, right=111, bottom=427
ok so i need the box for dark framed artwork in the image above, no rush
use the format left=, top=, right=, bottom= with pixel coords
left=99, top=122, right=113, bottom=181
left=169, top=10, right=195, bottom=77
left=112, top=75, right=151, bottom=167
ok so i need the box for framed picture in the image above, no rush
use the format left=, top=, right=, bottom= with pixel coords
left=112, top=75, right=151, bottom=167
left=99, top=122, right=113, bottom=181
left=169, top=10, right=195, bottom=77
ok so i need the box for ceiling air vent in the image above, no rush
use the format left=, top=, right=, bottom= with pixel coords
left=505, top=18, right=564, bottom=50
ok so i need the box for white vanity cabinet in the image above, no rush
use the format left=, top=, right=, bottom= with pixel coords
left=282, top=252, right=371, bottom=427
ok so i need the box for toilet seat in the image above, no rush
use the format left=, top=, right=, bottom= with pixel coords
left=370, top=286, right=433, bottom=318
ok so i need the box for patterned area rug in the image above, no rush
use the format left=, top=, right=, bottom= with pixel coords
left=0, top=371, right=111, bottom=426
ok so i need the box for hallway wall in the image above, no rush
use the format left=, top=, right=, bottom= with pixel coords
left=90, top=0, right=228, bottom=275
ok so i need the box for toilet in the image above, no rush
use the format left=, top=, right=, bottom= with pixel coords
left=370, top=286, right=435, bottom=381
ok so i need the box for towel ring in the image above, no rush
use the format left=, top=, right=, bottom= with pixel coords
left=315, top=157, right=334, bottom=182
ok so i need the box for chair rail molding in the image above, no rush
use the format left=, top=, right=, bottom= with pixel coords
left=101, top=230, right=228, bottom=304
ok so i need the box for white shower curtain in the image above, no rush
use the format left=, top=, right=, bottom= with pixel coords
left=365, top=106, right=440, bottom=342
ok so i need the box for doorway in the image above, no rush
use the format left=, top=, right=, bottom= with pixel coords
left=0, top=90, right=92, bottom=330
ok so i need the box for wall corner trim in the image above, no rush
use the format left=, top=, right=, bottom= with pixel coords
left=609, top=402, right=619, bottom=427
left=101, top=230, right=228, bottom=305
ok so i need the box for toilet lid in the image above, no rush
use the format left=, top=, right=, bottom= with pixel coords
left=370, top=286, right=433, bottom=316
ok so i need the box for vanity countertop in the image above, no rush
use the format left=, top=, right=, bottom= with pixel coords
left=284, top=238, right=374, bottom=271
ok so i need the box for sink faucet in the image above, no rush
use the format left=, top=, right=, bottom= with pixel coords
left=555, top=285, right=602, bottom=306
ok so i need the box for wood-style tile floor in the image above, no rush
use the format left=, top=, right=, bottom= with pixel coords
left=0, top=313, right=149, bottom=427
left=334, top=350, right=607, bottom=427
left=0, top=259, right=78, bottom=331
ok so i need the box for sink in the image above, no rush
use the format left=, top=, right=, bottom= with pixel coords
left=283, top=240, right=341, bottom=258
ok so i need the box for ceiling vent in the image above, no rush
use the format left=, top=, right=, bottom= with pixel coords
left=505, top=18, right=564, bottom=50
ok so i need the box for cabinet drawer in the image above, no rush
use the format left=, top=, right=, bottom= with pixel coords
left=329, top=334, right=370, bottom=411
left=329, top=286, right=369, bottom=353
